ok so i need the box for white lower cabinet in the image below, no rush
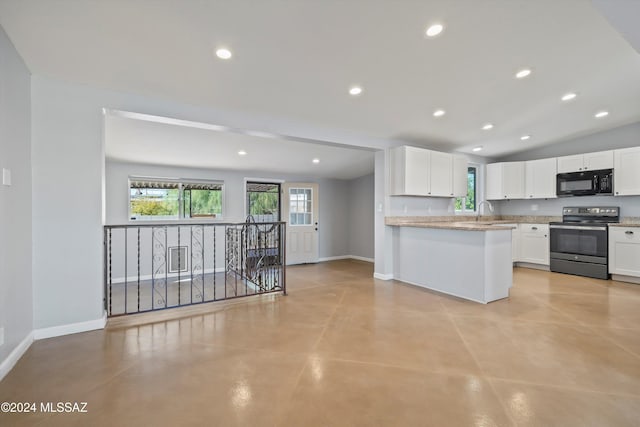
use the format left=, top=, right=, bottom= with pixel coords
left=503, top=224, right=519, bottom=262
left=609, top=227, right=640, bottom=278
left=518, top=223, right=549, bottom=266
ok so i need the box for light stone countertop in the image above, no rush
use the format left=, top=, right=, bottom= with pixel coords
left=386, top=221, right=517, bottom=231
left=385, top=215, right=560, bottom=231
left=610, top=221, right=640, bottom=228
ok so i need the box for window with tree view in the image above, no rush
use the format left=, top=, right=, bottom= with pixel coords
left=246, top=182, right=280, bottom=222
left=455, top=166, right=477, bottom=212
left=130, top=178, right=223, bottom=220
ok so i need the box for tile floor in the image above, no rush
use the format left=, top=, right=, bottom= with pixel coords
left=1, top=260, right=640, bottom=426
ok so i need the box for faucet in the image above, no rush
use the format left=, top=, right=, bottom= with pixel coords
left=476, top=200, right=494, bottom=221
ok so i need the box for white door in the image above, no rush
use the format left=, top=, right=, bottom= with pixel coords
left=282, top=183, right=319, bottom=265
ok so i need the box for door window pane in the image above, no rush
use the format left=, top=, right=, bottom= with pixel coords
left=289, top=188, right=313, bottom=225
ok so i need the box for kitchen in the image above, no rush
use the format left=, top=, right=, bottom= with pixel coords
left=380, top=142, right=640, bottom=302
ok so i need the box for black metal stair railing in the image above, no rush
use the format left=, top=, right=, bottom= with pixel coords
left=104, top=220, right=286, bottom=317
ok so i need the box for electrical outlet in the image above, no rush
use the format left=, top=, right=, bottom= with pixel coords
left=0, top=327, right=4, bottom=346
left=531, top=204, right=539, bottom=211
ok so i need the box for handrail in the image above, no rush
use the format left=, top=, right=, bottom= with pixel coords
left=105, top=220, right=285, bottom=229
left=104, top=221, right=286, bottom=317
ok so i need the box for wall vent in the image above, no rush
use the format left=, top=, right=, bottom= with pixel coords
left=168, top=246, right=188, bottom=273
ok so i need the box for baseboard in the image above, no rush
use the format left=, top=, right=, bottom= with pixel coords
left=349, top=255, right=374, bottom=263
left=319, top=255, right=374, bottom=263
left=0, top=331, right=34, bottom=381
left=612, top=274, right=640, bottom=285
left=373, top=272, right=393, bottom=280
left=33, top=311, right=107, bottom=340
left=318, top=255, right=349, bottom=262
left=110, top=267, right=225, bottom=284
left=515, top=262, right=550, bottom=271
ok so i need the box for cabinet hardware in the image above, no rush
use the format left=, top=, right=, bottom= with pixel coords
left=626, top=231, right=634, bottom=235
left=532, top=226, right=538, bottom=230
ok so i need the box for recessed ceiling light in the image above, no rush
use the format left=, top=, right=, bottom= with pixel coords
left=561, top=92, right=577, bottom=101
left=433, top=109, right=446, bottom=117
left=520, top=135, right=531, bottom=141
left=238, top=150, right=247, bottom=156
left=595, top=111, right=609, bottom=118
left=472, top=146, right=483, bottom=152
left=312, top=158, right=320, bottom=164
left=515, top=69, right=531, bottom=79
left=425, top=23, right=444, bottom=37
left=349, top=86, right=363, bottom=96
left=482, top=123, right=494, bottom=130
left=215, top=48, right=232, bottom=59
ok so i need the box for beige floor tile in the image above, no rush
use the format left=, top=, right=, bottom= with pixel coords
left=454, top=316, right=640, bottom=395
left=537, top=292, right=640, bottom=329
left=278, top=359, right=513, bottom=427
left=315, top=307, right=481, bottom=375
left=339, top=280, right=446, bottom=314
left=591, top=326, right=640, bottom=358
left=3, top=260, right=640, bottom=426
left=440, top=286, right=575, bottom=324
left=491, top=379, right=640, bottom=427
left=512, top=268, right=613, bottom=296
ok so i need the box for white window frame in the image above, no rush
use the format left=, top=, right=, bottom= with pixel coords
left=128, top=176, right=225, bottom=222
left=455, top=163, right=480, bottom=215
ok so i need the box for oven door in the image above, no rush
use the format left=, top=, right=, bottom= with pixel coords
left=549, top=224, right=608, bottom=258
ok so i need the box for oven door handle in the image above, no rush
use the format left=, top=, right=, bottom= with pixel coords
left=549, top=225, right=608, bottom=231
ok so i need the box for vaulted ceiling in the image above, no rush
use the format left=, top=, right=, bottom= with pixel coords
left=1, top=0, right=640, bottom=160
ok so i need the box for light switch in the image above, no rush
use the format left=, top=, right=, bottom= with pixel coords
left=0, top=327, right=4, bottom=346
left=2, top=168, right=11, bottom=186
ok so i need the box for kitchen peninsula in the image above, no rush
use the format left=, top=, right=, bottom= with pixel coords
left=386, top=217, right=515, bottom=304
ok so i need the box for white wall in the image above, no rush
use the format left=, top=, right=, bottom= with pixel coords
left=29, top=72, right=386, bottom=331
left=106, top=160, right=351, bottom=259
left=29, top=74, right=384, bottom=331
left=0, top=26, right=32, bottom=365
left=348, top=173, right=374, bottom=259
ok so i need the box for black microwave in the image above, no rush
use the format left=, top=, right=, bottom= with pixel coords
left=556, top=169, right=613, bottom=197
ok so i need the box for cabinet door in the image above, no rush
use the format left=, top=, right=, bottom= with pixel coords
left=557, top=154, right=584, bottom=173
left=486, top=163, right=503, bottom=200
left=584, top=150, right=613, bottom=171
left=502, top=162, right=525, bottom=199
left=428, top=151, right=452, bottom=196
left=614, top=147, right=640, bottom=196
left=525, top=158, right=557, bottom=199
left=390, top=146, right=430, bottom=196
left=507, top=224, right=519, bottom=262
left=519, top=224, right=549, bottom=265
left=609, top=228, right=640, bottom=276
left=452, top=155, right=468, bottom=197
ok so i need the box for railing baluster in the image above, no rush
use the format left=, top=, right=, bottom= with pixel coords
left=124, top=227, right=128, bottom=314
left=137, top=227, right=140, bottom=313
left=177, top=225, right=181, bottom=306
left=103, top=221, right=286, bottom=317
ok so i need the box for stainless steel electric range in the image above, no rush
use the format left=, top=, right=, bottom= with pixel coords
left=549, top=206, right=619, bottom=280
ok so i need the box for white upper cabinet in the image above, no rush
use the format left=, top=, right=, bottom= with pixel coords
left=486, top=162, right=525, bottom=200
left=525, top=158, right=557, bottom=199
left=389, top=146, right=467, bottom=197
left=452, top=155, right=468, bottom=198
left=389, top=146, right=430, bottom=196
left=429, top=150, right=453, bottom=196
left=614, top=146, right=640, bottom=196
left=557, top=150, right=613, bottom=173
